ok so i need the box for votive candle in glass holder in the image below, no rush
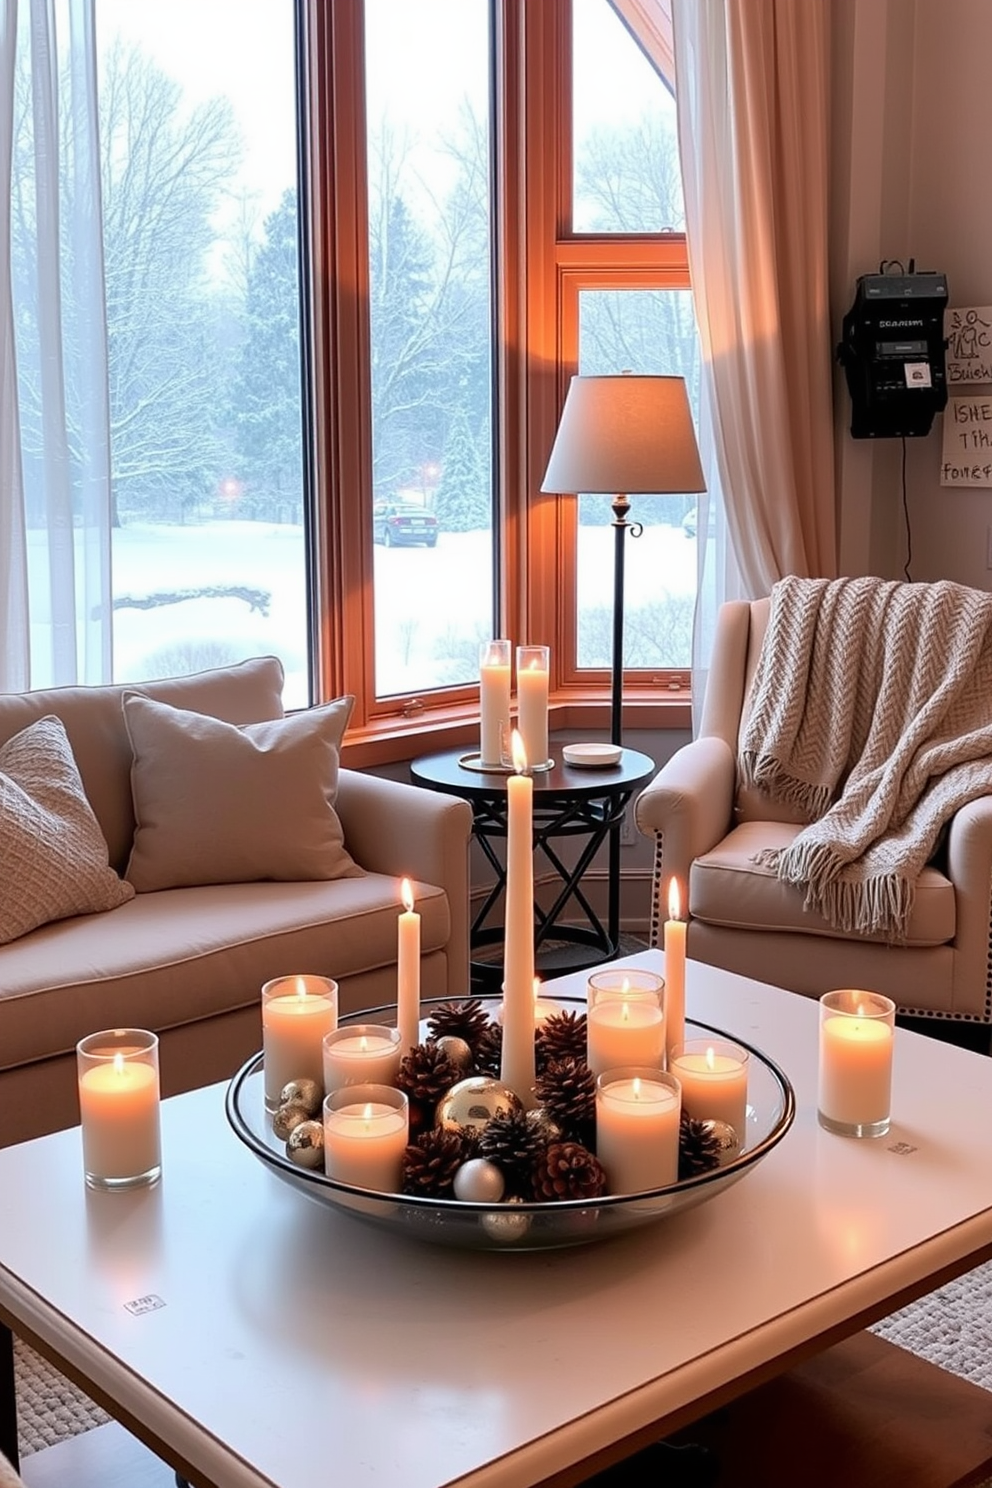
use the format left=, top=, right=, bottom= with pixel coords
left=323, top=1024, right=402, bottom=1092
left=323, top=1084, right=409, bottom=1193
left=669, top=1037, right=750, bottom=1148
left=77, top=1029, right=161, bottom=1190
left=596, top=1067, right=681, bottom=1194
left=479, top=639, right=512, bottom=767
left=586, top=968, right=666, bottom=1077
left=516, top=644, right=550, bottom=769
left=818, top=989, right=895, bottom=1138
left=262, top=975, right=338, bottom=1111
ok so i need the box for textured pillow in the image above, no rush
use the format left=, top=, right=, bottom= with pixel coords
left=122, top=693, right=362, bottom=891
left=0, top=716, right=134, bottom=946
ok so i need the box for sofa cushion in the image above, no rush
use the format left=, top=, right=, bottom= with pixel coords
left=123, top=693, right=362, bottom=891
left=690, top=820, right=955, bottom=948
left=0, top=877, right=450, bottom=1072
left=0, top=656, right=287, bottom=873
left=0, top=716, right=134, bottom=946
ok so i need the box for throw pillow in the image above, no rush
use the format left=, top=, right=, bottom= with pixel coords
left=0, top=715, right=135, bottom=946
left=122, top=692, right=362, bottom=891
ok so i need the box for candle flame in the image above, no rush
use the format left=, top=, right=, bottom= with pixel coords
left=359, top=1035, right=369, bottom=1052
left=621, top=1001, right=630, bottom=1024
left=668, top=878, right=682, bottom=920
left=705, top=1046, right=716, bottom=1071
left=362, top=1102, right=373, bottom=1123
left=632, top=1076, right=642, bottom=1100
left=533, top=977, right=542, bottom=1003
left=526, top=655, right=541, bottom=672
left=511, top=728, right=528, bottom=773
left=401, top=877, right=414, bottom=913
left=294, top=975, right=309, bottom=1001
left=113, top=1052, right=125, bottom=1076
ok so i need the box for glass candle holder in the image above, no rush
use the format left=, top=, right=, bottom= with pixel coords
left=323, top=1024, right=402, bottom=1092
left=262, top=975, right=338, bottom=1111
left=323, top=1084, right=409, bottom=1193
left=516, top=644, right=550, bottom=769
left=818, top=989, right=896, bottom=1138
left=76, top=1029, right=161, bottom=1190
left=586, top=968, right=666, bottom=1077
left=669, top=1037, right=750, bottom=1149
left=479, top=639, right=512, bottom=767
left=596, top=1067, right=682, bottom=1195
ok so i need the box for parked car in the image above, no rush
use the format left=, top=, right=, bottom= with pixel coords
left=682, top=504, right=716, bottom=539
left=372, top=500, right=439, bottom=548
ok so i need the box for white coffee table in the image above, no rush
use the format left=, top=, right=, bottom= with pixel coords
left=3, top=952, right=992, bottom=1488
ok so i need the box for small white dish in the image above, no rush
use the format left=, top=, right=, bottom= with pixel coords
left=563, top=742, right=622, bottom=769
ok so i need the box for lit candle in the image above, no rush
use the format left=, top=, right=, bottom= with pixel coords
left=479, top=639, right=512, bottom=767
left=596, top=1069, right=681, bottom=1194
left=76, top=1030, right=161, bottom=1188
left=397, top=878, right=421, bottom=1054
left=670, top=1038, right=749, bottom=1143
left=516, top=645, right=549, bottom=768
left=818, top=990, right=895, bottom=1137
left=261, top=975, right=338, bottom=1111
left=323, top=1025, right=402, bottom=1091
left=664, top=878, right=687, bottom=1066
left=586, top=969, right=665, bottom=1077
left=500, top=731, right=537, bottom=1108
left=323, top=1084, right=409, bottom=1192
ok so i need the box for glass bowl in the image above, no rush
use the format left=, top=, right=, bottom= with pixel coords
left=225, top=998, right=795, bottom=1252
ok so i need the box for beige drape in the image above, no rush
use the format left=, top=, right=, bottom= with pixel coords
left=672, top=0, right=838, bottom=596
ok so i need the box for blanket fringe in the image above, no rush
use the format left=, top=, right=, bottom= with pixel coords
left=764, top=838, right=915, bottom=940
left=738, top=751, right=833, bottom=823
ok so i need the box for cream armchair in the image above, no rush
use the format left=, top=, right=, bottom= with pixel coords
left=635, top=597, right=992, bottom=1031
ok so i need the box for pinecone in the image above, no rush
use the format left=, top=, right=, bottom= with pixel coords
left=396, top=1041, right=460, bottom=1131
left=535, top=1056, right=597, bottom=1147
left=478, top=1108, right=546, bottom=1199
left=535, top=1009, right=588, bottom=1072
left=532, top=1141, right=606, bottom=1202
left=473, top=1020, right=503, bottom=1078
left=401, top=1128, right=473, bottom=1198
left=426, top=998, right=493, bottom=1053
left=678, top=1115, right=724, bottom=1179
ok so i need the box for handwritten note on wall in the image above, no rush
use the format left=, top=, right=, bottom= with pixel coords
left=941, top=397, right=992, bottom=487
left=945, top=306, right=992, bottom=385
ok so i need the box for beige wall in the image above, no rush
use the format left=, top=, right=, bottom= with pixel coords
left=831, top=0, right=992, bottom=589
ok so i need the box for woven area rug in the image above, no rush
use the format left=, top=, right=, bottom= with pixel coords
left=14, top=1260, right=992, bottom=1474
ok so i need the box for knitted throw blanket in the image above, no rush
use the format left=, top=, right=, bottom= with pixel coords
left=739, top=575, right=992, bottom=939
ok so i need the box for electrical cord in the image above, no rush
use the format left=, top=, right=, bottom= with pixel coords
left=901, top=435, right=913, bottom=582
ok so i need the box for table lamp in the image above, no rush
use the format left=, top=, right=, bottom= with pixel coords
left=540, top=374, right=706, bottom=744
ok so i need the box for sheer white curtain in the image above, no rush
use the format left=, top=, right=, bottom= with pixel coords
left=1, top=0, right=112, bottom=692
left=671, top=0, right=837, bottom=724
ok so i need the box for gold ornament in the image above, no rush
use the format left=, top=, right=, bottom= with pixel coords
left=480, top=1196, right=532, bottom=1244
left=435, top=1035, right=474, bottom=1075
left=279, top=1078, right=323, bottom=1118
left=272, top=1102, right=310, bottom=1141
left=436, top=1076, right=522, bottom=1136
left=286, top=1119, right=325, bottom=1168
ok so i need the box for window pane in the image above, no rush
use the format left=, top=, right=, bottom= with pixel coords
left=364, top=0, right=494, bottom=700
left=91, top=1, right=308, bottom=703
left=572, top=0, right=682, bottom=234
left=576, top=289, right=700, bottom=671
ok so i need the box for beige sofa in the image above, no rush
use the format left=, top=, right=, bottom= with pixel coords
left=0, top=658, right=473, bottom=1145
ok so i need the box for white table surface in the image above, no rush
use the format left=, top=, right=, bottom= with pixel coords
left=2, top=952, right=992, bottom=1488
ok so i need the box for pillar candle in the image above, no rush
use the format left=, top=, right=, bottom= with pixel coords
left=397, top=878, right=421, bottom=1054
left=818, top=990, right=895, bottom=1135
left=596, top=1070, right=681, bottom=1194
left=516, top=645, right=549, bottom=768
left=479, top=639, right=511, bottom=767
left=323, top=1025, right=403, bottom=1091
left=76, top=1029, right=161, bottom=1188
left=664, top=877, right=687, bottom=1066
left=262, top=975, right=338, bottom=1110
left=586, top=970, right=666, bottom=1077
left=670, top=1038, right=749, bottom=1143
left=323, top=1085, right=409, bottom=1193
left=500, top=731, right=537, bottom=1107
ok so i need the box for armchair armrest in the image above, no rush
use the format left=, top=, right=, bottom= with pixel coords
left=634, top=735, right=736, bottom=896
left=946, top=796, right=992, bottom=1019
left=335, top=769, right=474, bottom=994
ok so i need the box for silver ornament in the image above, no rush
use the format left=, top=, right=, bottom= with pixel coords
left=279, top=1077, right=324, bottom=1118
left=436, top=1076, right=523, bottom=1136
left=707, top=1120, right=740, bottom=1164
left=481, top=1195, right=532, bottom=1244
left=286, top=1119, right=325, bottom=1168
left=435, top=1035, right=474, bottom=1075
left=453, top=1157, right=506, bottom=1203
left=272, top=1102, right=310, bottom=1140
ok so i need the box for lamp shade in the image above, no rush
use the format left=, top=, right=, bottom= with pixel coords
left=540, top=375, right=706, bottom=496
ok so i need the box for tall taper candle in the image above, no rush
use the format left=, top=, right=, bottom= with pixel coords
left=664, top=877, right=686, bottom=1066
left=500, top=731, right=537, bottom=1107
left=397, top=877, right=421, bottom=1053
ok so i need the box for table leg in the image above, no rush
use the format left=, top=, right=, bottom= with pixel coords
left=0, top=1322, right=19, bottom=1473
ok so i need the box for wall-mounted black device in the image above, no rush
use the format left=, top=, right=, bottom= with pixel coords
left=837, top=268, right=949, bottom=438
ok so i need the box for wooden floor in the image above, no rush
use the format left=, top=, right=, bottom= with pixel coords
left=17, top=1332, right=992, bottom=1488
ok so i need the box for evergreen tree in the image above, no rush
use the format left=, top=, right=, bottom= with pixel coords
left=433, top=407, right=489, bottom=533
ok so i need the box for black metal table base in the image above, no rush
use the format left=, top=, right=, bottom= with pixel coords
left=0, top=1323, right=18, bottom=1474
